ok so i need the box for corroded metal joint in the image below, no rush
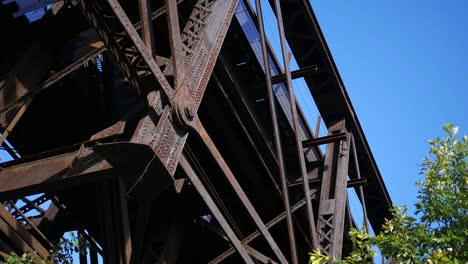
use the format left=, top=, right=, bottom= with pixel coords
left=173, top=90, right=196, bottom=129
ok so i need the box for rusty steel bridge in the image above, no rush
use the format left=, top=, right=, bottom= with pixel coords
left=0, top=0, right=392, bottom=263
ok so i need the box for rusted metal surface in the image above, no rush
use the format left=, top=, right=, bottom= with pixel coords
left=117, top=178, right=132, bottom=264
left=9, top=194, right=49, bottom=219
left=315, top=115, right=322, bottom=139
left=181, top=0, right=239, bottom=113
left=80, top=0, right=239, bottom=180
left=192, top=118, right=288, bottom=264
left=288, top=177, right=367, bottom=189
left=200, top=217, right=278, bottom=264
left=303, top=132, right=348, bottom=148
left=275, top=0, right=392, bottom=232
left=254, top=1, right=296, bottom=262
left=129, top=106, right=188, bottom=178
left=165, top=0, right=184, bottom=89
left=180, top=155, right=254, bottom=263
left=316, top=121, right=350, bottom=258
left=0, top=119, right=128, bottom=199
left=6, top=201, right=53, bottom=249
left=0, top=151, right=112, bottom=199
left=138, top=0, right=156, bottom=56
left=0, top=0, right=392, bottom=262
left=350, top=135, right=370, bottom=229
left=271, top=65, right=319, bottom=84
left=79, top=0, right=170, bottom=98
left=0, top=205, right=50, bottom=259
left=273, top=0, right=318, bottom=251
left=210, top=190, right=318, bottom=263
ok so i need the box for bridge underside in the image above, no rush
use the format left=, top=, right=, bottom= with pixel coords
left=0, top=0, right=391, bottom=263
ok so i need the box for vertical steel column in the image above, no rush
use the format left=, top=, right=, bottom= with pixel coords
left=165, top=0, right=185, bottom=89
left=254, top=1, right=297, bottom=263
left=271, top=0, right=319, bottom=251
left=79, top=231, right=88, bottom=264
left=89, top=247, right=99, bottom=264
left=316, top=121, right=350, bottom=258
left=315, top=115, right=321, bottom=139
left=96, top=184, right=115, bottom=264
left=138, top=0, right=156, bottom=56
left=96, top=179, right=131, bottom=264
left=115, top=178, right=132, bottom=264
left=350, top=135, right=369, bottom=230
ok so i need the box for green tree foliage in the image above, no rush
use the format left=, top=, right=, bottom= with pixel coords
left=5, top=232, right=88, bottom=264
left=309, top=227, right=375, bottom=264
left=310, top=124, right=468, bottom=264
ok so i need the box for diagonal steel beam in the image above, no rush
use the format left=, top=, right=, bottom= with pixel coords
left=198, top=217, right=278, bottom=264
left=209, top=190, right=317, bottom=263
left=183, top=0, right=239, bottom=112
left=179, top=155, right=254, bottom=264
left=0, top=99, right=32, bottom=147
left=79, top=0, right=173, bottom=100
left=0, top=42, right=105, bottom=116
left=7, top=201, right=54, bottom=249
left=126, top=0, right=240, bottom=180
left=192, top=118, right=289, bottom=264
left=0, top=205, right=50, bottom=259
left=103, top=0, right=174, bottom=100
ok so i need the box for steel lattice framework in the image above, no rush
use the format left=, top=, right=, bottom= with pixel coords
left=0, top=0, right=392, bottom=263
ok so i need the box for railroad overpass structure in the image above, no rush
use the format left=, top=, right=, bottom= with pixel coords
left=0, top=0, right=392, bottom=263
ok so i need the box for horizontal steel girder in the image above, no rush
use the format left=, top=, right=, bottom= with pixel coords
left=0, top=150, right=111, bottom=200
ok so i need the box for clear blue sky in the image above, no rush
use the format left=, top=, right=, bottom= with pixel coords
left=310, top=0, right=468, bottom=213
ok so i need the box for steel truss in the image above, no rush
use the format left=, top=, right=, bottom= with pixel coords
left=0, top=0, right=392, bottom=263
